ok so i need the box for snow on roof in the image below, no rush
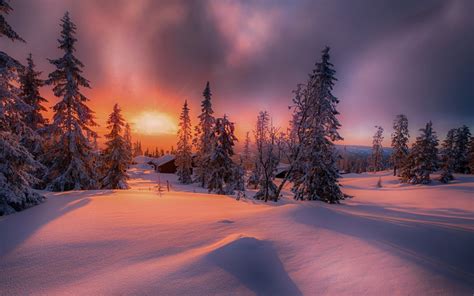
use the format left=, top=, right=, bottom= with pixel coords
left=150, top=154, right=176, bottom=167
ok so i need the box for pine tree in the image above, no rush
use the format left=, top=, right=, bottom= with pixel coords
left=242, top=131, right=251, bottom=169
left=439, top=128, right=456, bottom=183
left=123, top=122, right=133, bottom=165
left=43, top=12, right=99, bottom=191
left=400, top=121, right=438, bottom=184
left=253, top=111, right=279, bottom=202
left=391, top=114, right=409, bottom=176
left=468, top=137, right=474, bottom=174
left=101, top=104, right=129, bottom=189
left=176, top=100, right=193, bottom=184
left=289, top=47, right=344, bottom=203
left=453, top=125, right=471, bottom=174
left=18, top=53, right=48, bottom=160
left=207, top=116, right=237, bottom=195
left=0, top=1, right=44, bottom=215
left=19, top=54, right=47, bottom=131
left=133, top=140, right=143, bottom=157
left=371, top=126, right=384, bottom=172
left=194, top=81, right=215, bottom=187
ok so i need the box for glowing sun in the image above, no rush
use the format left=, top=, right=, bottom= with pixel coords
left=131, top=111, right=178, bottom=135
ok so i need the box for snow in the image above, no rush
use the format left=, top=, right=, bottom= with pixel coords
left=1, top=159, right=473, bottom=295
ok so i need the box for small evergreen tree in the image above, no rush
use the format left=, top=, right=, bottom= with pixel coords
left=44, top=12, right=99, bottom=191
left=391, top=114, right=409, bottom=176
left=400, top=121, right=439, bottom=184
left=101, top=104, right=129, bottom=189
left=242, top=131, right=252, bottom=169
left=468, top=137, right=474, bottom=174
left=439, top=128, right=456, bottom=183
left=371, top=126, right=384, bottom=172
left=207, top=116, right=237, bottom=195
left=194, top=81, right=215, bottom=187
left=176, top=100, right=193, bottom=184
left=123, top=122, right=133, bottom=165
left=19, top=54, right=47, bottom=131
left=453, top=125, right=471, bottom=174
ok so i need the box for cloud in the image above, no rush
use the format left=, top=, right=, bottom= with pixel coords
left=4, top=0, right=474, bottom=146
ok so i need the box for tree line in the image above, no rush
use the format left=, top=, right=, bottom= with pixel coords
left=1, top=8, right=133, bottom=215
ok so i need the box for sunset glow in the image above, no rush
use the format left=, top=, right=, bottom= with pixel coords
left=131, top=111, right=178, bottom=135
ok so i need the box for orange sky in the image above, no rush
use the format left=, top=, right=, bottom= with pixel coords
left=7, top=0, right=472, bottom=152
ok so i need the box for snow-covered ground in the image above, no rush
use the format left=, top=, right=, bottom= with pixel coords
left=1, top=159, right=473, bottom=295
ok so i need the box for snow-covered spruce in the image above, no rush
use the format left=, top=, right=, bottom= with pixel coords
left=123, top=123, right=133, bottom=166
left=391, top=114, right=409, bottom=176
left=43, top=12, right=99, bottom=191
left=18, top=53, right=48, bottom=159
left=371, top=125, right=384, bottom=172
left=207, top=116, right=238, bottom=195
left=289, top=47, right=344, bottom=203
left=0, top=1, right=44, bottom=215
left=100, top=104, right=130, bottom=189
left=193, top=81, right=215, bottom=187
left=401, top=121, right=439, bottom=184
left=453, top=125, right=471, bottom=174
left=176, top=100, right=193, bottom=184
left=253, top=111, right=279, bottom=202
left=439, top=128, right=456, bottom=183
left=469, top=136, right=474, bottom=174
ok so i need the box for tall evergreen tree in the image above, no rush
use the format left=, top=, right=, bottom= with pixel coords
left=207, top=116, right=237, bottom=195
left=0, top=0, right=44, bottom=215
left=176, top=100, right=193, bottom=184
left=289, top=47, right=344, bottom=203
left=439, top=128, right=456, bottom=183
left=391, top=114, right=409, bottom=176
left=101, top=104, right=129, bottom=189
left=194, top=81, right=215, bottom=187
left=400, top=121, right=438, bottom=184
left=453, top=125, right=471, bottom=174
left=371, top=126, right=384, bottom=172
left=44, top=12, right=99, bottom=191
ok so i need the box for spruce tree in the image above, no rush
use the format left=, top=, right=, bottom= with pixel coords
left=439, top=128, right=456, bottom=183
left=44, top=12, right=99, bottom=191
left=123, top=122, right=132, bottom=165
left=176, top=100, right=193, bottom=184
left=400, top=121, right=438, bottom=184
left=207, top=116, right=237, bottom=195
left=391, top=114, right=409, bottom=176
left=290, top=47, right=344, bottom=203
left=0, top=0, right=44, bottom=215
left=371, top=126, right=384, bottom=172
left=468, top=137, right=474, bottom=174
left=101, top=104, right=129, bottom=189
left=194, top=81, right=215, bottom=187
left=242, top=131, right=251, bottom=169
left=453, top=125, right=471, bottom=174
left=19, top=54, right=47, bottom=131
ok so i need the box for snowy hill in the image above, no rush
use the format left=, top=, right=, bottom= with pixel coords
left=0, top=165, right=473, bottom=295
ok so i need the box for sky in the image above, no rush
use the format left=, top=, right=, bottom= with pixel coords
left=3, top=0, right=474, bottom=150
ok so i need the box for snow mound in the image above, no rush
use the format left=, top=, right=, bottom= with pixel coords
left=206, top=235, right=302, bottom=296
